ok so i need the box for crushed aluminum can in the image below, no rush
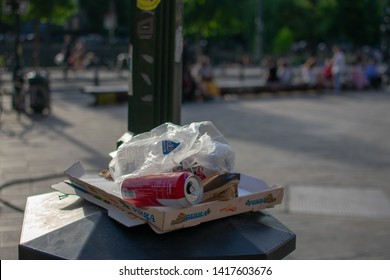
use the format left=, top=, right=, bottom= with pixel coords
left=121, top=172, right=203, bottom=208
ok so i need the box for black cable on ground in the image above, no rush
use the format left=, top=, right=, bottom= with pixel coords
left=0, top=173, right=66, bottom=190
left=0, top=173, right=66, bottom=212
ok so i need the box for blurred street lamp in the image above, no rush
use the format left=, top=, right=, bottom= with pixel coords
left=104, top=0, right=117, bottom=43
left=253, top=0, right=263, bottom=64
left=2, top=0, right=29, bottom=114
left=2, top=0, right=29, bottom=78
left=381, top=3, right=390, bottom=62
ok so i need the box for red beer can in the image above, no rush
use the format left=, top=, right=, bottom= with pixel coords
left=121, top=172, right=203, bottom=208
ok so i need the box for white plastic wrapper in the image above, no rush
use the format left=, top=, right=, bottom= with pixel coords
left=109, top=121, right=235, bottom=196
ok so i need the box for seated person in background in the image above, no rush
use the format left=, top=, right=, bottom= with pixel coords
left=316, top=58, right=333, bottom=90
left=191, top=55, right=220, bottom=101
left=350, top=56, right=368, bottom=90
left=265, top=56, right=280, bottom=90
left=364, top=58, right=382, bottom=89
left=301, top=57, right=318, bottom=88
left=277, top=58, right=293, bottom=86
left=322, top=58, right=333, bottom=88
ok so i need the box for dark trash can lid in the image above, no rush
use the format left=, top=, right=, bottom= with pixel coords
left=27, top=71, right=49, bottom=85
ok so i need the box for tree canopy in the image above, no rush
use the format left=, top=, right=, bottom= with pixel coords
left=0, top=0, right=77, bottom=25
left=183, top=0, right=387, bottom=56
left=0, top=0, right=388, bottom=60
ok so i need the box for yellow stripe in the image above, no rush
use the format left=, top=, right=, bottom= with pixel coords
left=137, top=0, right=161, bottom=11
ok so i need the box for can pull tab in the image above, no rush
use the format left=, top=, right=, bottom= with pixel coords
left=184, top=176, right=204, bottom=205
left=187, top=181, right=200, bottom=196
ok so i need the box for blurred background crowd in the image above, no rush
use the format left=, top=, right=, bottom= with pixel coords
left=1, top=0, right=390, bottom=101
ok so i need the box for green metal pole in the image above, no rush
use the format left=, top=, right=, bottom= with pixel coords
left=128, top=0, right=183, bottom=135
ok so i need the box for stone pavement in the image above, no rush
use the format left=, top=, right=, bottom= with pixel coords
left=1, top=68, right=390, bottom=259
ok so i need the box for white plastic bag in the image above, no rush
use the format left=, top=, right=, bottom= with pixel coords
left=109, top=121, right=235, bottom=195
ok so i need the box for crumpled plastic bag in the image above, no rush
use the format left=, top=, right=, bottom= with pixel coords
left=109, top=121, right=235, bottom=196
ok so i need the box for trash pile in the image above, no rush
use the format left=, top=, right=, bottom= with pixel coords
left=54, top=121, right=284, bottom=233
left=106, top=121, right=238, bottom=208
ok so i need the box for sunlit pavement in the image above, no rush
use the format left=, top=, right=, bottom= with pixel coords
left=1, top=68, right=390, bottom=259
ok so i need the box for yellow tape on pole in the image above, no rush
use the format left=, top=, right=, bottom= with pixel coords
left=137, top=0, right=161, bottom=11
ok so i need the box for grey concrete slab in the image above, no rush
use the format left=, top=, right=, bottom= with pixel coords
left=285, top=185, right=390, bottom=218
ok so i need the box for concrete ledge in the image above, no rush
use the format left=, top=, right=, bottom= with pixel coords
left=218, top=80, right=319, bottom=95
left=82, top=85, right=128, bottom=105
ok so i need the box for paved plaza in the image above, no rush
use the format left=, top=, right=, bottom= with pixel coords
left=1, top=68, right=390, bottom=259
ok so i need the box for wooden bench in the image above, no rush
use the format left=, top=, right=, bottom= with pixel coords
left=214, top=66, right=320, bottom=95
left=216, top=77, right=320, bottom=95
left=82, top=85, right=128, bottom=105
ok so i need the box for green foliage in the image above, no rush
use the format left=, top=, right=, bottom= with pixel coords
left=273, top=27, right=294, bottom=55
left=79, top=0, right=107, bottom=33
left=79, top=0, right=131, bottom=34
left=184, top=0, right=387, bottom=56
left=0, top=0, right=387, bottom=56
left=26, top=0, right=76, bottom=23
left=0, top=0, right=77, bottom=25
left=183, top=0, right=255, bottom=39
